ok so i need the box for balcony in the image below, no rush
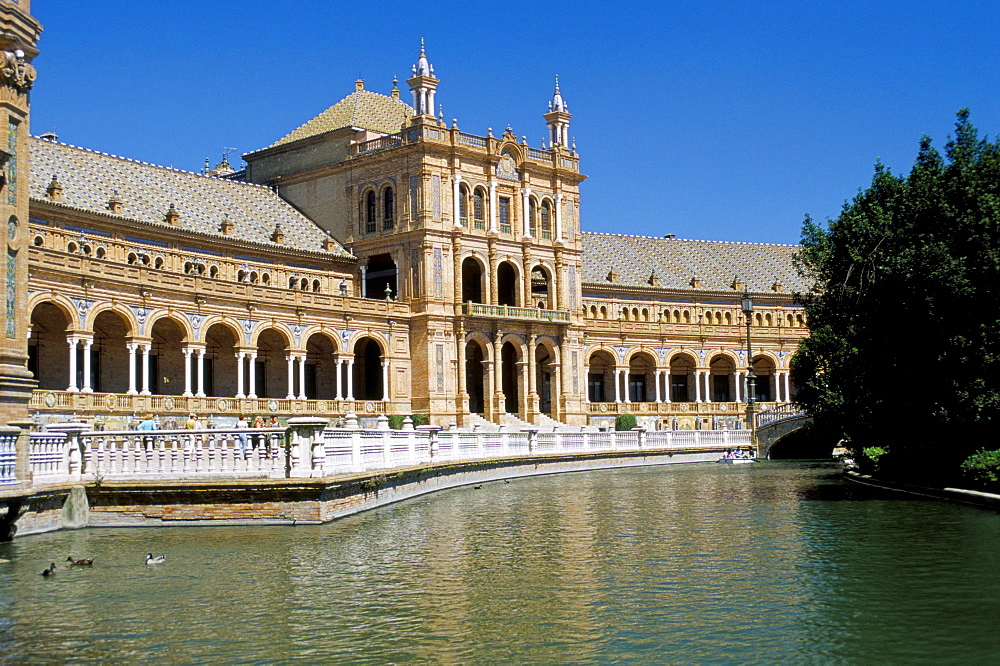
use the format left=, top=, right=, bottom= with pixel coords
left=463, top=303, right=571, bottom=324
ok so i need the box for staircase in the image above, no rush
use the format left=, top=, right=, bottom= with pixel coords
left=464, top=413, right=500, bottom=432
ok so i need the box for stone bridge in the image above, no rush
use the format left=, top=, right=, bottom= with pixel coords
left=755, top=404, right=813, bottom=459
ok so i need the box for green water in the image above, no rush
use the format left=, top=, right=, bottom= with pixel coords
left=2, top=462, right=999, bottom=663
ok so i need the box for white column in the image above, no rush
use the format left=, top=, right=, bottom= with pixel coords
left=452, top=174, right=463, bottom=227
left=66, top=337, right=79, bottom=392
left=664, top=369, right=671, bottom=403
left=182, top=348, right=194, bottom=397
left=335, top=357, right=344, bottom=400
left=297, top=356, right=307, bottom=400
left=613, top=367, right=621, bottom=403
left=381, top=358, right=390, bottom=401
left=248, top=352, right=258, bottom=399
left=81, top=339, right=94, bottom=393
left=347, top=357, right=355, bottom=401
left=235, top=351, right=246, bottom=399
left=705, top=372, right=713, bottom=403
left=196, top=349, right=206, bottom=397
left=694, top=370, right=702, bottom=403
left=521, top=187, right=531, bottom=238
left=286, top=355, right=295, bottom=400
left=126, top=343, right=138, bottom=395
left=783, top=371, right=791, bottom=403
left=140, top=344, right=151, bottom=396
left=734, top=370, right=742, bottom=403
left=654, top=369, right=662, bottom=403
left=554, top=193, right=564, bottom=242
left=488, top=181, right=498, bottom=233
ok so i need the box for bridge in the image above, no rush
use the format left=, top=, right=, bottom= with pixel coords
left=754, top=404, right=814, bottom=459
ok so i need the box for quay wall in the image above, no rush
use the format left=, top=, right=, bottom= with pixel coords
left=4, top=447, right=720, bottom=538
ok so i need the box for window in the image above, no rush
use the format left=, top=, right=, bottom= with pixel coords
left=383, top=188, right=394, bottom=230
left=529, top=199, right=537, bottom=236
left=540, top=201, right=551, bottom=239
left=459, top=184, right=469, bottom=226
left=473, top=189, right=485, bottom=229
left=499, top=197, right=511, bottom=234
left=365, top=190, right=376, bottom=233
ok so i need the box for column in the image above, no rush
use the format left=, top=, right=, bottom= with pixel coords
left=783, top=371, right=791, bottom=403
left=183, top=348, right=194, bottom=396
left=286, top=355, right=296, bottom=400
left=235, top=351, right=246, bottom=399
left=493, top=334, right=503, bottom=397
left=654, top=369, right=662, bottom=403
left=248, top=352, right=258, bottom=399
left=335, top=357, right=344, bottom=400
left=554, top=193, right=564, bottom=242
left=664, top=368, right=671, bottom=403
left=381, top=358, right=390, bottom=401
left=81, top=339, right=93, bottom=393
left=298, top=356, right=307, bottom=400
left=613, top=367, right=621, bottom=403
left=140, top=344, right=151, bottom=396
left=527, top=335, right=537, bottom=401
left=66, top=337, right=79, bottom=392
left=488, top=181, right=498, bottom=233
left=694, top=370, right=702, bottom=403
left=360, top=265, right=367, bottom=298
left=521, top=187, right=532, bottom=238
left=733, top=369, right=742, bottom=403
left=705, top=371, right=713, bottom=403
left=346, top=357, right=355, bottom=401
left=126, top=343, right=138, bottom=395
left=624, top=367, right=632, bottom=403
left=452, top=174, right=463, bottom=227
left=196, top=349, right=206, bottom=397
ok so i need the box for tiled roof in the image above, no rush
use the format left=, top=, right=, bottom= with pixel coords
left=265, top=90, right=413, bottom=149
left=29, top=137, right=353, bottom=259
left=581, top=232, right=808, bottom=294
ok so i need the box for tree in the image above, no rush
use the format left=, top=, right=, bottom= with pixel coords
left=792, top=110, right=1000, bottom=483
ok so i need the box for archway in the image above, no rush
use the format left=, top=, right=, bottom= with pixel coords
left=670, top=354, right=696, bottom=402
left=256, top=328, right=290, bottom=399
left=462, top=257, right=483, bottom=304
left=205, top=323, right=240, bottom=397
left=530, top=266, right=550, bottom=309
left=753, top=356, right=776, bottom=403
left=627, top=352, right=656, bottom=402
left=536, top=343, right=554, bottom=414
left=501, top=341, right=519, bottom=414
left=709, top=355, right=736, bottom=403
left=306, top=333, right=338, bottom=400
left=497, top=262, right=518, bottom=307
left=29, top=302, right=71, bottom=390
left=91, top=310, right=131, bottom=393
left=364, top=254, right=397, bottom=300
left=587, top=350, right=617, bottom=402
left=150, top=318, right=187, bottom=396
left=353, top=337, right=383, bottom=400
left=465, top=340, right=486, bottom=414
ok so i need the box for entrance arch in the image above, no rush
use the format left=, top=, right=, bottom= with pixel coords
left=150, top=317, right=188, bottom=396
left=500, top=341, right=519, bottom=414
left=627, top=352, right=656, bottom=402
left=353, top=337, right=384, bottom=400
left=462, top=257, right=484, bottom=304
left=497, top=262, right=518, bottom=307
left=530, top=266, right=551, bottom=309
left=305, top=333, right=338, bottom=400
left=669, top=354, right=697, bottom=402
left=256, top=328, right=290, bottom=399
left=709, top=354, right=736, bottom=403
left=91, top=310, right=131, bottom=393
left=29, top=302, right=72, bottom=390
left=205, top=323, right=240, bottom=397
left=587, top=350, right=617, bottom=402
left=465, top=339, right=487, bottom=414
left=753, top=356, right=776, bottom=403
left=535, top=343, right=555, bottom=414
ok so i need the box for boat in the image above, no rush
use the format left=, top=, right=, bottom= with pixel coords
left=718, top=457, right=755, bottom=465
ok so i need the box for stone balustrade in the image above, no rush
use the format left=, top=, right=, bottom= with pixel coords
left=26, top=420, right=750, bottom=485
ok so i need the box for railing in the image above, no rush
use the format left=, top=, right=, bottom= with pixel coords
left=586, top=401, right=779, bottom=416
left=527, top=147, right=550, bottom=161
left=26, top=424, right=748, bottom=484
left=0, top=428, right=18, bottom=486
left=463, top=302, right=571, bottom=323
left=458, top=133, right=486, bottom=148
left=756, top=403, right=807, bottom=428
left=351, top=133, right=403, bottom=157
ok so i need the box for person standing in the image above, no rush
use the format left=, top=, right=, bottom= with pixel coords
left=236, top=415, right=250, bottom=458
left=137, top=413, right=157, bottom=449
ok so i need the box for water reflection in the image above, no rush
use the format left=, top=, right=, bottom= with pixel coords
left=2, top=462, right=1000, bottom=662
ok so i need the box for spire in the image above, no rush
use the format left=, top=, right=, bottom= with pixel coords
left=407, top=38, right=439, bottom=117
left=543, top=75, right=572, bottom=147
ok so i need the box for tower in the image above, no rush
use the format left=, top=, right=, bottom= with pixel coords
left=406, top=38, right=439, bottom=117
left=0, top=0, right=40, bottom=488
left=543, top=76, right=571, bottom=147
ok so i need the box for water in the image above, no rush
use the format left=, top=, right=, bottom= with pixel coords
left=2, top=462, right=999, bottom=663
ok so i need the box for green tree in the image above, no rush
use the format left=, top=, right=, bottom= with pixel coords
left=792, top=111, right=1000, bottom=483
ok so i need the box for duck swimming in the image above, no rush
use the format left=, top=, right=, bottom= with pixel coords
left=40, top=563, right=56, bottom=576
left=145, top=553, right=166, bottom=565
left=66, top=556, right=94, bottom=566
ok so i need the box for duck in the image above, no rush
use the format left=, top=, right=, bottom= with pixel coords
left=40, top=563, right=56, bottom=576
left=66, top=556, right=94, bottom=566
left=473, top=485, right=482, bottom=490
left=146, top=553, right=166, bottom=565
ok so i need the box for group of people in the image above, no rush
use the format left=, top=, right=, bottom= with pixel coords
left=722, top=448, right=752, bottom=459
left=133, top=413, right=283, bottom=457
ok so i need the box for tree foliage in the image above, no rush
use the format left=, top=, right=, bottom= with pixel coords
left=792, top=111, right=1000, bottom=482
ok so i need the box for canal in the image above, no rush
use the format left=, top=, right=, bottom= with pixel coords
left=2, top=461, right=999, bottom=662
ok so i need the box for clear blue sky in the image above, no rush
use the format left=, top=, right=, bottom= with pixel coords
left=29, top=1, right=1000, bottom=245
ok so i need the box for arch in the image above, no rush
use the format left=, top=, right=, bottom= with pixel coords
left=149, top=317, right=189, bottom=396
left=586, top=349, right=617, bottom=403
left=534, top=340, right=557, bottom=414
left=458, top=183, right=470, bottom=226
left=668, top=352, right=698, bottom=402
left=305, top=332, right=339, bottom=400
left=626, top=350, right=657, bottom=402
left=462, top=255, right=484, bottom=304
left=500, top=340, right=520, bottom=414
left=496, top=261, right=518, bottom=307
left=530, top=264, right=551, bottom=309
left=539, top=199, right=552, bottom=238
left=708, top=353, right=737, bottom=403
left=255, top=327, right=291, bottom=399
left=751, top=355, right=778, bottom=403
left=364, top=189, right=377, bottom=233
left=472, top=186, right=487, bottom=229
left=204, top=322, right=240, bottom=397
left=465, top=338, right=488, bottom=414
left=312, top=279, right=321, bottom=293
left=382, top=186, right=395, bottom=230
left=600, top=305, right=608, bottom=319
left=353, top=336, right=384, bottom=400
left=33, top=234, right=43, bottom=247
left=528, top=197, right=538, bottom=237
left=29, top=301, right=73, bottom=390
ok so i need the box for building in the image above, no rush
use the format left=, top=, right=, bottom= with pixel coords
left=19, top=37, right=809, bottom=437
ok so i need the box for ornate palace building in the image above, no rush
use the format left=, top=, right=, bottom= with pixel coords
left=18, top=37, right=809, bottom=434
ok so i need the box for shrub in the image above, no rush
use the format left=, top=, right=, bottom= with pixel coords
left=858, top=445, right=889, bottom=475
left=411, top=413, right=430, bottom=427
left=387, top=415, right=405, bottom=430
left=960, top=449, right=1000, bottom=490
left=616, top=414, right=637, bottom=431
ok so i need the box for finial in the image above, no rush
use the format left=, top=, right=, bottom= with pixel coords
left=554, top=74, right=560, bottom=93
left=420, top=37, right=425, bottom=56
left=392, top=75, right=398, bottom=89
left=438, top=104, right=444, bottom=120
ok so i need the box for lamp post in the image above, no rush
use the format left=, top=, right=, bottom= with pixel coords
left=741, top=289, right=757, bottom=456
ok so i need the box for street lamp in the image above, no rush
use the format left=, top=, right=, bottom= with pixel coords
left=740, top=289, right=757, bottom=456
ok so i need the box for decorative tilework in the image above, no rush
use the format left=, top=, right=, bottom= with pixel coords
left=261, top=90, right=413, bottom=150
left=5, top=248, right=14, bottom=338
left=431, top=174, right=441, bottom=221
left=409, top=176, right=418, bottom=221
left=613, top=345, right=628, bottom=363
left=433, top=247, right=443, bottom=299
left=696, top=349, right=709, bottom=365
left=568, top=264, right=577, bottom=309
left=187, top=313, right=204, bottom=339
left=436, top=344, right=444, bottom=393
left=236, top=318, right=257, bottom=345
left=572, top=350, right=579, bottom=393
left=410, top=248, right=420, bottom=297
left=654, top=347, right=670, bottom=363
left=69, top=297, right=93, bottom=328
left=129, top=306, right=151, bottom=335
left=7, top=120, right=17, bottom=206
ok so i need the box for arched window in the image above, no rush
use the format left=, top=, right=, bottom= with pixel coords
left=209, top=265, right=218, bottom=278
left=473, top=188, right=485, bottom=229
left=154, top=257, right=164, bottom=269
left=33, top=235, right=43, bottom=246
left=289, top=277, right=297, bottom=289
left=529, top=198, right=538, bottom=236
left=95, top=247, right=106, bottom=259
left=383, top=188, right=394, bottom=230
left=540, top=201, right=552, bottom=239
left=67, top=241, right=78, bottom=254
left=312, top=279, right=321, bottom=292
left=262, top=272, right=270, bottom=285
left=300, top=278, right=308, bottom=291
left=365, top=190, right=376, bottom=233
left=459, top=184, right=469, bottom=226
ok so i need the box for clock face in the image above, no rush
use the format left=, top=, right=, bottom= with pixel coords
left=6, top=217, right=15, bottom=240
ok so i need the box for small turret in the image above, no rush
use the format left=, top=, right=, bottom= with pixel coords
left=543, top=75, right=572, bottom=147
left=407, top=38, right=440, bottom=117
